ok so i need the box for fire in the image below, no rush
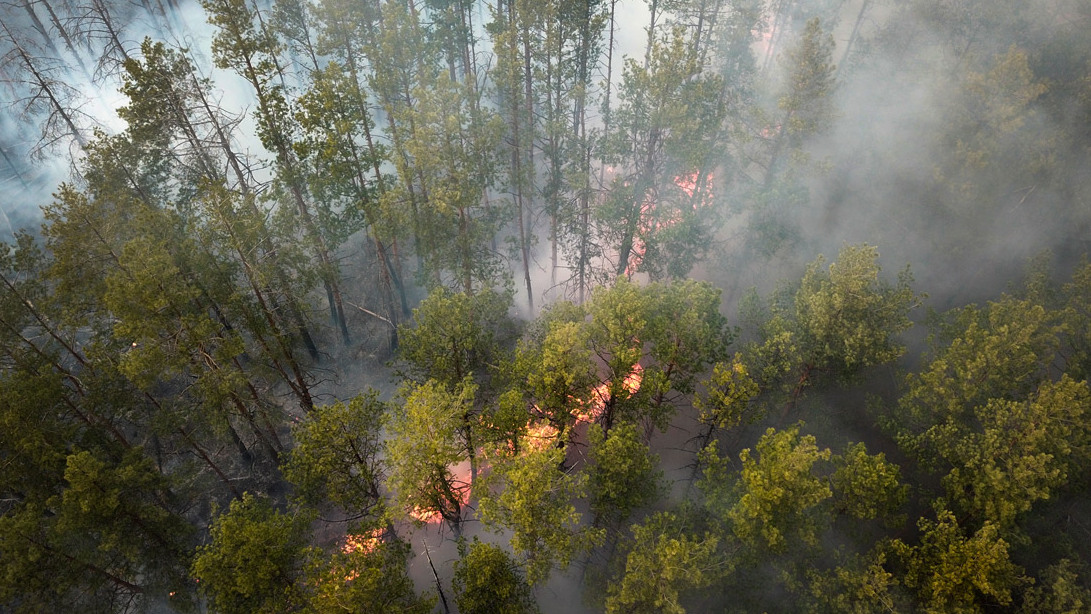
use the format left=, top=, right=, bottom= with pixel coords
left=572, top=362, right=644, bottom=424
left=674, top=171, right=712, bottom=199
left=408, top=460, right=472, bottom=524
left=338, top=528, right=385, bottom=581
left=755, top=26, right=776, bottom=60
left=342, top=528, right=383, bottom=555
left=624, top=172, right=714, bottom=276
left=523, top=420, right=561, bottom=451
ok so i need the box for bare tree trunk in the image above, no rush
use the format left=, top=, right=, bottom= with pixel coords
left=19, top=0, right=62, bottom=59
left=836, top=0, right=871, bottom=76
left=0, top=144, right=29, bottom=189
left=520, top=9, right=535, bottom=312
left=15, top=45, right=87, bottom=149
left=187, top=62, right=322, bottom=361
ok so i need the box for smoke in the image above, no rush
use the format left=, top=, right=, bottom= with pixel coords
left=698, top=0, right=1091, bottom=314
left=4, top=0, right=1090, bottom=610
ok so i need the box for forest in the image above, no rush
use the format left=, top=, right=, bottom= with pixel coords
left=2, top=0, right=1091, bottom=612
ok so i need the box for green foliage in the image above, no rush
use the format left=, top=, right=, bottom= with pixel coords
left=893, top=291, right=1089, bottom=530
left=587, top=422, right=662, bottom=523
left=939, top=377, right=1089, bottom=529
left=778, top=18, right=837, bottom=143
left=57, top=448, right=191, bottom=570
left=695, top=355, right=761, bottom=430
left=303, top=538, right=434, bottom=614
left=117, top=39, right=202, bottom=178
left=938, top=45, right=1054, bottom=207
left=792, top=244, right=918, bottom=376
left=192, top=493, right=315, bottom=614
left=1021, top=559, right=1091, bottom=614
left=742, top=244, right=920, bottom=411
left=729, top=426, right=832, bottom=552
left=605, top=512, right=722, bottom=614
left=584, top=278, right=650, bottom=381
left=805, top=550, right=902, bottom=614
left=203, top=0, right=292, bottom=155
left=478, top=443, right=601, bottom=585
left=6, top=0, right=1091, bottom=605
left=601, top=26, right=727, bottom=279
left=832, top=442, right=908, bottom=524
left=401, top=65, right=507, bottom=291
left=293, top=61, right=381, bottom=245
left=452, top=539, right=538, bottom=614
left=1061, top=259, right=1091, bottom=381
left=640, top=280, right=732, bottom=397
left=384, top=379, right=476, bottom=529
left=0, top=444, right=192, bottom=612
left=0, top=367, right=72, bottom=502
left=584, top=278, right=731, bottom=431
left=397, top=286, right=514, bottom=390
left=741, top=179, right=807, bottom=258
left=514, top=316, right=598, bottom=433
left=283, top=391, right=387, bottom=520
left=892, top=507, right=1027, bottom=613
left=506, top=278, right=729, bottom=439
left=898, top=296, right=1060, bottom=439
left=756, top=16, right=837, bottom=194
left=696, top=439, right=735, bottom=525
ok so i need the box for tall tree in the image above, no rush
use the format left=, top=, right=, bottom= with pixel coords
left=397, top=286, right=514, bottom=391
left=601, top=26, right=726, bottom=279
left=724, top=425, right=832, bottom=553
left=892, top=507, right=1027, bottom=613
left=400, top=64, right=506, bottom=292
left=282, top=392, right=388, bottom=524
left=0, top=19, right=90, bottom=157
left=203, top=0, right=351, bottom=344
left=303, top=537, right=435, bottom=614
left=587, top=422, right=662, bottom=526
left=384, top=378, right=476, bottom=534
left=740, top=244, right=919, bottom=419
left=762, top=17, right=837, bottom=188
left=489, top=0, right=536, bottom=311
left=605, top=511, right=723, bottom=614
left=295, top=59, right=409, bottom=336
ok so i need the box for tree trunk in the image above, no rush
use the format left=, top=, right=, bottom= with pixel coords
left=837, top=0, right=871, bottom=76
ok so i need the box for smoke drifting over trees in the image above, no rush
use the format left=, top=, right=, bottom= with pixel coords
left=2, top=0, right=1091, bottom=612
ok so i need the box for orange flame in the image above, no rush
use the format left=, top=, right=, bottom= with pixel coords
left=342, top=528, right=383, bottom=555
left=572, top=363, right=644, bottom=424
left=523, top=420, right=561, bottom=451
left=408, top=461, right=472, bottom=524
left=624, top=172, right=714, bottom=276
left=335, top=528, right=386, bottom=581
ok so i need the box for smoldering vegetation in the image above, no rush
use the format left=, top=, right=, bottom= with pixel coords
left=2, top=0, right=1091, bottom=612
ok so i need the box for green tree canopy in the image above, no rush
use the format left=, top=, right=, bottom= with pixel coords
left=478, top=443, right=601, bottom=585
left=605, top=511, right=723, bottom=614
left=892, top=507, right=1027, bottom=614
left=452, top=539, right=539, bottom=614
left=283, top=391, right=388, bottom=523
left=384, top=378, right=476, bottom=532
left=303, top=537, right=435, bottom=614
left=192, top=493, right=315, bottom=614
left=727, top=425, right=832, bottom=553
